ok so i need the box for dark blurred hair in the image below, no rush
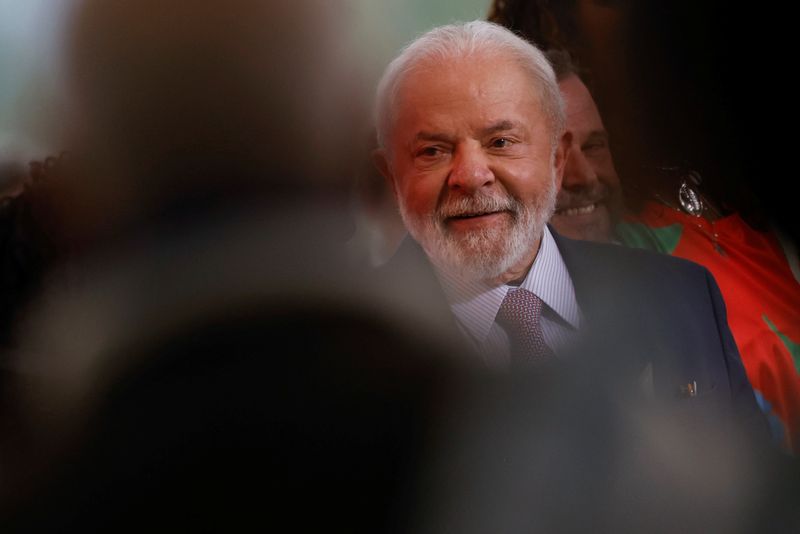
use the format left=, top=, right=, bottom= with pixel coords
left=487, top=0, right=580, bottom=51
left=544, top=48, right=579, bottom=82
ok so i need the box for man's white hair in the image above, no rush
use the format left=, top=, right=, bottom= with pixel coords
left=374, top=20, right=565, bottom=153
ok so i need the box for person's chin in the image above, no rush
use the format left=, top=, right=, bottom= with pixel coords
left=444, top=211, right=511, bottom=235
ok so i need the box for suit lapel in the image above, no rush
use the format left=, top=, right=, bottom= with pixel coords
left=548, top=227, right=608, bottom=324
left=548, top=227, right=652, bottom=380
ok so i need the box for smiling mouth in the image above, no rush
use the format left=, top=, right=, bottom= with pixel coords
left=555, top=202, right=603, bottom=217
left=446, top=209, right=508, bottom=222
left=450, top=210, right=496, bottom=219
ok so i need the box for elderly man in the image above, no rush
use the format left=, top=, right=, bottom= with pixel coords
left=374, top=21, right=767, bottom=438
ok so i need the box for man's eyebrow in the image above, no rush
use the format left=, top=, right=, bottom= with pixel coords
left=413, top=131, right=456, bottom=144
left=479, top=120, right=519, bottom=137
left=585, top=130, right=610, bottom=143
left=411, top=121, right=520, bottom=144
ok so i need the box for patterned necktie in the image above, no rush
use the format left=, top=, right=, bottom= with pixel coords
left=495, top=288, right=554, bottom=365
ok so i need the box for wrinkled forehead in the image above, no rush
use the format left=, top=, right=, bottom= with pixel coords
left=388, top=53, right=546, bottom=136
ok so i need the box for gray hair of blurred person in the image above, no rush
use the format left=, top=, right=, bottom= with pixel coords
left=374, top=20, right=565, bottom=156
left=61, top=0, right=367, bottom=235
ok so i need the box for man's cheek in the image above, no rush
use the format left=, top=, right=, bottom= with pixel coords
left=404, top=185, right=437, bottom=214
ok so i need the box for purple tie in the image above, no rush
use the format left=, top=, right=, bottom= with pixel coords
left=495, top=288, right=554, bottom=365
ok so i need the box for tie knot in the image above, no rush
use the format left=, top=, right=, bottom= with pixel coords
left=498, top=288, right=543, bottom=322
left=496, top=288, right=552, bottom=365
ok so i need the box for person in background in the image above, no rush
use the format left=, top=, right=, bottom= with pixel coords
left=544, top=49, right=622, bottom=242
left=488, top=0, right=800, bottom=454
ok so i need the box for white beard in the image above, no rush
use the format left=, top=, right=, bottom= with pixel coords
left=398, top=173, right=557, bottom=282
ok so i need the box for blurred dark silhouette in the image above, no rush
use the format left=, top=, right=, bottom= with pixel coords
left=0, top=1, right=475, bottom=531
left=347, top=129, right=407, bottom=267
left=0, top=153, right=75, bottom=401
left=410, top=356, right=800, bottom=534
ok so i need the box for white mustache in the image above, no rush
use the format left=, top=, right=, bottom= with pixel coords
left=437, top=193, right=518, bottom=220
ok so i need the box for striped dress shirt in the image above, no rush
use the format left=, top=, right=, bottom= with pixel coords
left=438, top=226, right=582, bottom=369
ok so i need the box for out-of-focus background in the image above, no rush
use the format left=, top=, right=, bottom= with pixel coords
left=0, top=0, right=70, bottom=169
left=0, top=0, right=490, bottom=172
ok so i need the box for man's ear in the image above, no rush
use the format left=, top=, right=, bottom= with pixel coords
left=372, top=148, right=397, bottom=197
left=553, top=130, right=572, bottom=191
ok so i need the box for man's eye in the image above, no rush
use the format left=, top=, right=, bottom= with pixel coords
left=583, top=142, right=607, bottom=155
left=490, top=137, right=512, bottom=148
left=417, top=146, right=444, bottom=158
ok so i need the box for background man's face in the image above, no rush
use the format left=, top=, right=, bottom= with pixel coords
left=378, top=55, right=564, bottom=281
left=551, top=74, right=622, bottom=242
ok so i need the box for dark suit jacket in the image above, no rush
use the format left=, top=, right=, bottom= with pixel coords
left=382, top=226, right=799, bottom=534
left=382, top=225, right=769, bottom=441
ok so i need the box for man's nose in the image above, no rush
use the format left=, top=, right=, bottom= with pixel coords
left=447, top=144, right=494, bottom=192
left=562, top=147, right=598, bottom=190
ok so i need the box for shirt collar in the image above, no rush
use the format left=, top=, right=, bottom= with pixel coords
left=519, top=225, right=581, bottom=330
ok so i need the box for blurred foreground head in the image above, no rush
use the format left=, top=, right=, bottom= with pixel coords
left=1, top=2, right=476, bottom=531
left=60, top=0, right=366, bottom=243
